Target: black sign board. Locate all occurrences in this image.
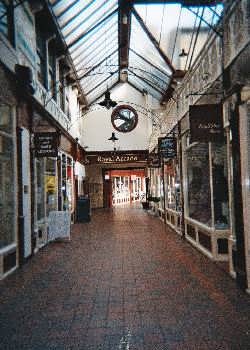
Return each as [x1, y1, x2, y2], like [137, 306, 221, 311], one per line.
[158, 137, 177, 158]
[189, 104, 223, 143]
[34, 132, 59, 157]
[148, 153, 160, 168]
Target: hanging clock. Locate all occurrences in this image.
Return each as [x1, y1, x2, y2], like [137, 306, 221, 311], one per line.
[111, 105, 138, 133]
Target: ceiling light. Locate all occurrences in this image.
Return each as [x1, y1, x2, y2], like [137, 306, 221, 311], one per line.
[98, 90, 117, 109]
[179, 48, 188, 57]
[108, 132, 118, 142]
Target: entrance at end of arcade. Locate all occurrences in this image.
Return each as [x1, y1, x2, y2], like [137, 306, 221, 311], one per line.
[103, 169, 146, 207]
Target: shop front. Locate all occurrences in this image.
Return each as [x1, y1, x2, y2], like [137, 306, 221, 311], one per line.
[158, 133, 181, 229]
[32, 112, 77, 252]
[181, 105, 231, 261]
[0, 104, 18, 278]
[164, 159, 181, 234]
[84, 150, 148, 209]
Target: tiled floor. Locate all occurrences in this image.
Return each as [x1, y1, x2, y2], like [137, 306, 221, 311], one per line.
[1, 207, 250, 349]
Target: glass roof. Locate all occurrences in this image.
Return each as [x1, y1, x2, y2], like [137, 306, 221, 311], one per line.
[134, 3, 223, 71]
[49, 0, 223, 106]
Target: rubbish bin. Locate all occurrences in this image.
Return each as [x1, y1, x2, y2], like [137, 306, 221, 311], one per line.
[76, 196, 91, 222]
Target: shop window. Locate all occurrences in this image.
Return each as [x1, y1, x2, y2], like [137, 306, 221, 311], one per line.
[45, 158, 57, 216]
[0, 0, 14, 44]
[165, 161, 181, 212]
[61, 154, 73, 211]
[159, 174, 164, 210]
[186, 143, 212, 226]
[36, 157, 58, 221]
[36, 158, 45, 221]
[0, 105, 15, 249]
[211, 143, 229, 229]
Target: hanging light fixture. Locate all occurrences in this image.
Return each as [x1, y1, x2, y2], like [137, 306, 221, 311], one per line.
[179, 48, 188, 57]
[108, 132, 119, 151]
[98, 90, 117, 109]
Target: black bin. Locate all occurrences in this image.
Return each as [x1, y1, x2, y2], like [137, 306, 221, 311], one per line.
[76, 196, 90, 222]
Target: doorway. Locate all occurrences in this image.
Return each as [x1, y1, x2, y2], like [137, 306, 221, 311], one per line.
[103, 169, 146, 208]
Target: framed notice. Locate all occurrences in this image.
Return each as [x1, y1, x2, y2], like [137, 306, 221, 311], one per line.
[189, 104, 224, 143]
[34, 132, 59, 157]
[158, 137, 177, 158]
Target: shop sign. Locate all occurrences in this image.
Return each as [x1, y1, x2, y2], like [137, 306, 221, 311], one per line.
[189, 104, 223, 143]
[158, 137, 177, 158]
[148, 153, 160, 168]
[34, 132, 59, 157]
[85, 151, 148, 164]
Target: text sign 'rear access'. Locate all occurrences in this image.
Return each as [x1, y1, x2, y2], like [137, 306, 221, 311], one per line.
[158, 137, 177, 158]
[34, 132, 59, 157]
[189, 104, 223, 143]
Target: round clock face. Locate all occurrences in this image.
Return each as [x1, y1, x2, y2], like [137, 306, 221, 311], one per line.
[111, 105, 138, 133]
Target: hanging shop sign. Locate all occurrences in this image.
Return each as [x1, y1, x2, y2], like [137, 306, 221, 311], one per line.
[189, 104, 223, 143]
[148, 153, 160, 168]
[158, 137, 177, 158]
[34, 132, 59, 157]
[85, 151, 148, 164]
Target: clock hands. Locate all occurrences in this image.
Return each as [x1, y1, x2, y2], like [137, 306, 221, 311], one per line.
[111, 105, 138, 133]
[115, 110, 134, 123]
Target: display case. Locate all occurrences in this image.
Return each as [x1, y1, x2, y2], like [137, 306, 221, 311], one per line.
[164, 159, 181, 233]
[183, 133, 231, 261]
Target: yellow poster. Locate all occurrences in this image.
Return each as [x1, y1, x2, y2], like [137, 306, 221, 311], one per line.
[45, 175, 56, 193]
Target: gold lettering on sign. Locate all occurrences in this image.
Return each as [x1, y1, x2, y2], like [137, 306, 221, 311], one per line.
[94, 154, 140, 163]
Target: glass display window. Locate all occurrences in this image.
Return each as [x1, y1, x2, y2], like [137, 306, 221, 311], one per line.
[211, 142, 230, 229]
[184, 138, 230, 229]
[60, 152, 74, 212]
[45, 158, 57, 216]
[186, 142, 212, 226]
[0, 105, 16, 249]
[35, 157, 58, 221]
[36, 158, 45, 222]
[164, 161, 181, 212]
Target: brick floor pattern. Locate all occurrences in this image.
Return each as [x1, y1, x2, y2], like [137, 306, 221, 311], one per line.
[1, 207, 250, 350]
